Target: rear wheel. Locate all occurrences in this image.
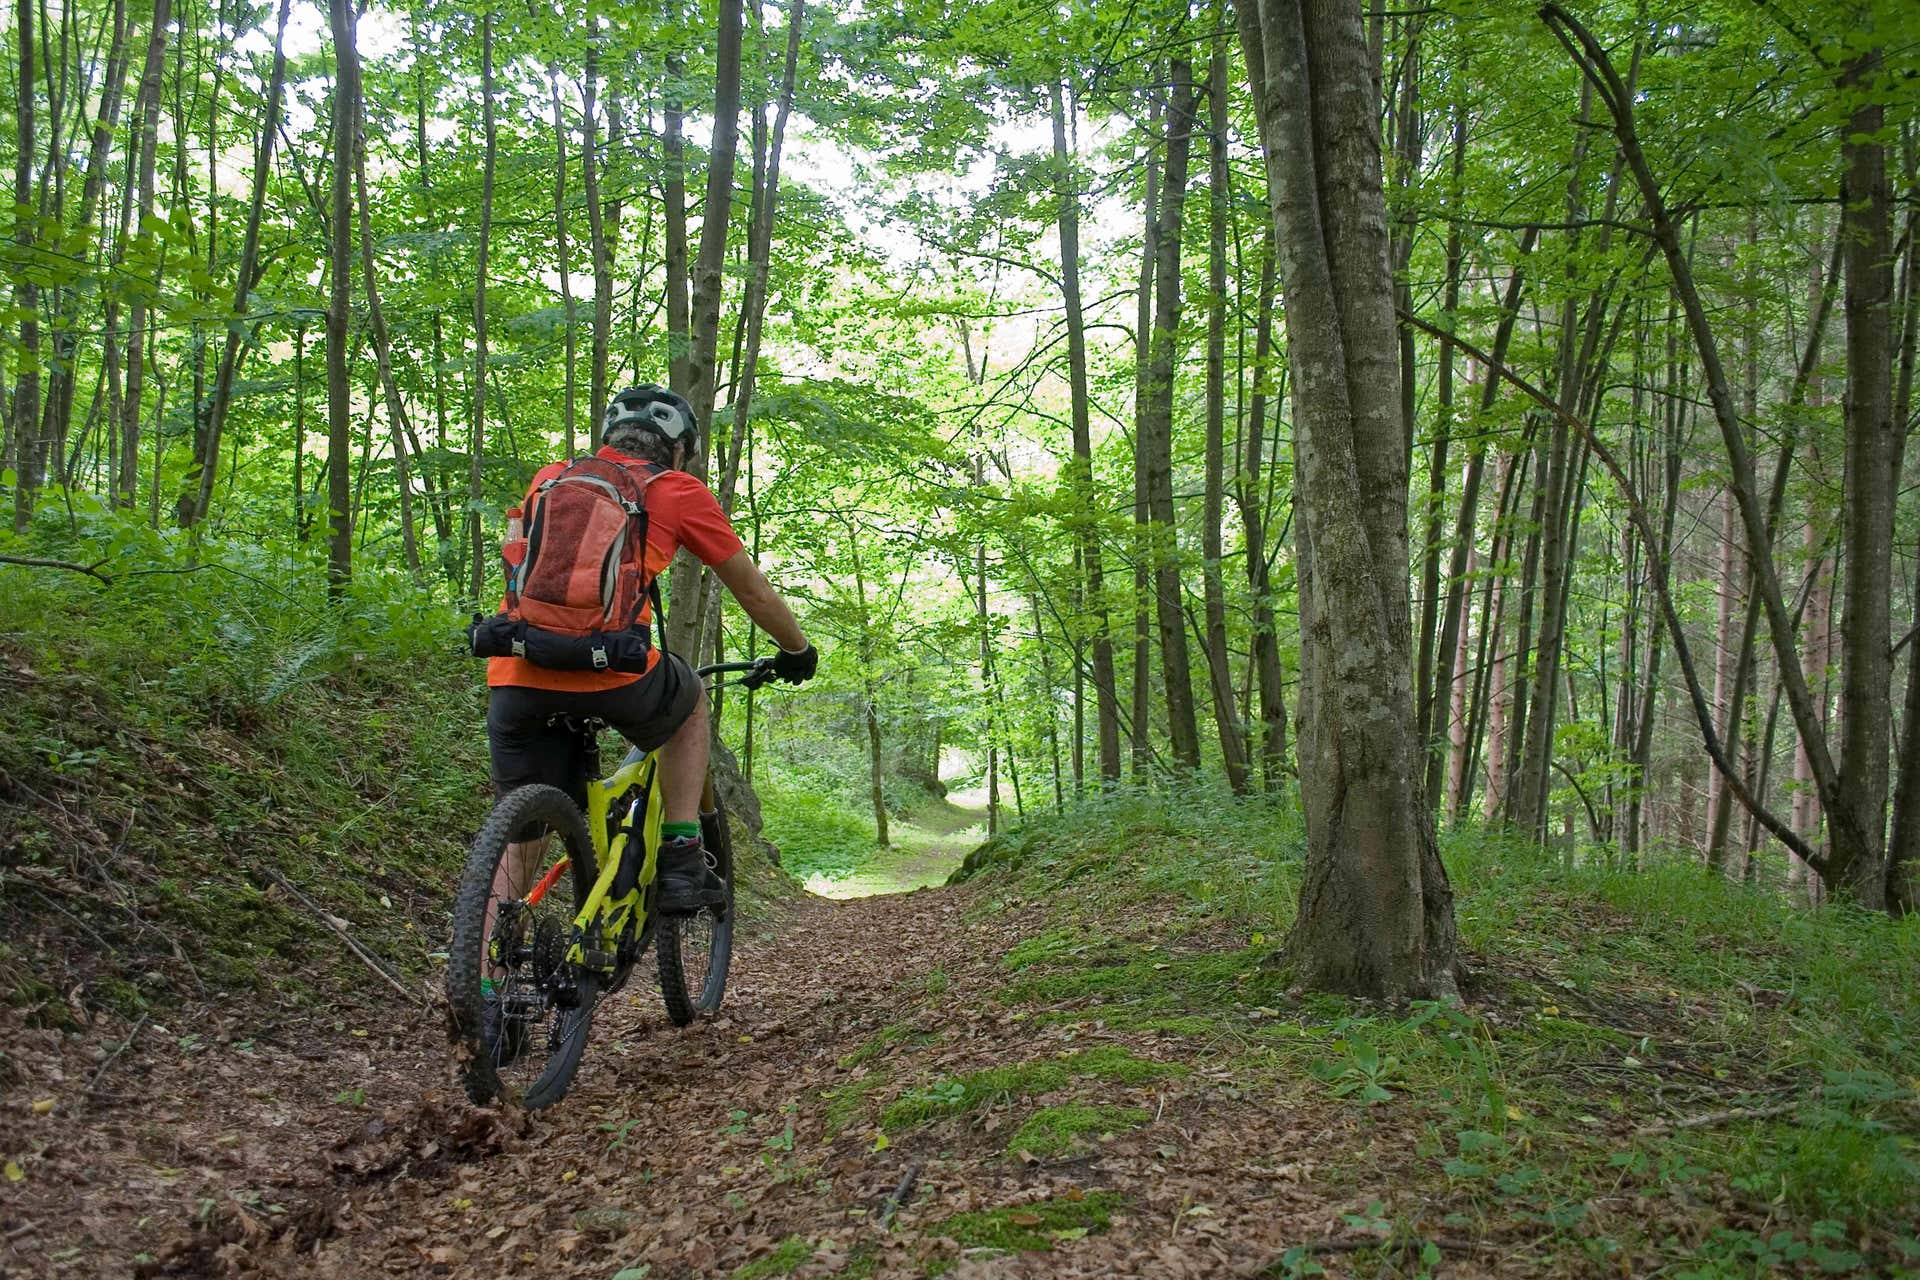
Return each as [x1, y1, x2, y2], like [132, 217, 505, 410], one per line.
[658, 796, 735, 1026]
[448, 784, 601, 1109]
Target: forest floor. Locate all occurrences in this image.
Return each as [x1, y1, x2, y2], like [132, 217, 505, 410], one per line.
[4, 798, 1918, 1279]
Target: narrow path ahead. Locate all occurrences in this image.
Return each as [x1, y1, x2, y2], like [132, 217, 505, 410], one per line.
[802, 798, 986, 899]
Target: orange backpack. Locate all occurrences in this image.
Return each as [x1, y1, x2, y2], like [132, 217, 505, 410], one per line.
[466, 456, 666, 671]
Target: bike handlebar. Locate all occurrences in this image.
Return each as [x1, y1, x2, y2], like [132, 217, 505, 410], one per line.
[696, 656, 779, 689]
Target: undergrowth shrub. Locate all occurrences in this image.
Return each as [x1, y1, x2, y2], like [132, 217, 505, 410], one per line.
[1, 505, 485, 1015]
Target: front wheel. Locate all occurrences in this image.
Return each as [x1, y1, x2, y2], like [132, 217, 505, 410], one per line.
[448, 784, 601, 1109]
[657, 796, 735, 1026]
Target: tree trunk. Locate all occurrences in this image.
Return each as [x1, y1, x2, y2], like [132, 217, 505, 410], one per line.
[1426, 229, 1537, 807]
[666, 0, 744, 661]
[1141, 60, 1202, 772]
[1051, 77, 1121, 784]
[10, 0, 42, 533]
[350, 28, 420, 582]
[466, 12, 497, 605]
[1239, 0, 1457, 997]
[43, 0, 129, 480]
[1238, 234, 1289, 787]
[663, 50, 691, 394]
[324, 0, 358, 596]
[1130, 84, 1162, 782]
[178, 0, 292, 529]
[1201, 38, 1250, 793]
[581, 41, 613, 441]
[549, 65, 577, 457]
[1832, 44, 1897, 907]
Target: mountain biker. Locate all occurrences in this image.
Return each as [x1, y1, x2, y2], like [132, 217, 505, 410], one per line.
[485, 385, 817, 921]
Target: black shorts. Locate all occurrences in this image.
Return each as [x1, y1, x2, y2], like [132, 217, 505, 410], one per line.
[487, 653, 700, 813]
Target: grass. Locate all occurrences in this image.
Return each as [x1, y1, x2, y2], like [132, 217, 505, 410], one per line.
[956, 782, 1920, 1277]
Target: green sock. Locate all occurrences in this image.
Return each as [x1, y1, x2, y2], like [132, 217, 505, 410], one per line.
[480, 977, 498, 996]
[662, 820, 700, 843]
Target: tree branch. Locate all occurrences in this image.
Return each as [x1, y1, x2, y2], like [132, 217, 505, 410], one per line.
[0, 553, 114, 583]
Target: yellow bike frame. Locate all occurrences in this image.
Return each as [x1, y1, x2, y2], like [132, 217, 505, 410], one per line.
[560, 750, 666, 970]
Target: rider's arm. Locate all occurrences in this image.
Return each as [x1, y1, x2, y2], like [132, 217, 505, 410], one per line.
[711, 550, 808, 653]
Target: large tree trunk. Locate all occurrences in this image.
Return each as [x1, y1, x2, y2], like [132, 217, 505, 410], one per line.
[1051, 78, 1121, 784]
[1141, 61, 1202, 772]
[1239, 0, 1457, 998]
[1831, 45, 1897, 907]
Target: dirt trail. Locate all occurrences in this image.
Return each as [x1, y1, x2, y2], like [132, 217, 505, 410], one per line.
[805, 799, 986, 900]
[3, 880, 1414, 1280]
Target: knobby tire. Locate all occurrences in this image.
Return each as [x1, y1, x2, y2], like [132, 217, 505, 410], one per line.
[448, 784, 599, 1109]
[657, 797, 736, 1026]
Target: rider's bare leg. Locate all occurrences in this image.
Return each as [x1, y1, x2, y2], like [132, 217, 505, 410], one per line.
[656, 685, 710, 827]
[482, 836, 548, 965]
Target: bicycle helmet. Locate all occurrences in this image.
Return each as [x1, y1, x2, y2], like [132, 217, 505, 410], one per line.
[603, 385, 701, 461]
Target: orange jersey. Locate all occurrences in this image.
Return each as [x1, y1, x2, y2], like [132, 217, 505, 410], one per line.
[487, 447, 745, 693]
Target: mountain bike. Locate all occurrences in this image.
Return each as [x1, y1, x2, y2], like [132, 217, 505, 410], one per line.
[447, 657, 776, 1109]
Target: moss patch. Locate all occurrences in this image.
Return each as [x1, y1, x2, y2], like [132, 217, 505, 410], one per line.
[1006, 1103, 1150, 1158]
[933, 1191, 1124, 1252]
[732, 1234, 812, 1278]
[881, 1046, 1179, 1131]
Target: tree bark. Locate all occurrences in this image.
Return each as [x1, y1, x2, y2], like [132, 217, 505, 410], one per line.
[350, 27, 420, 582]
[178, 0, 292, 529]
[1240, 0, 1457, 997]
[114, 0, 165, 512]
[666, 0, 744, 661]
[466, 12, 498, 606]
[663, 50, 691, 394]
[1051, 77, 1122, 784]
[1130, 85, 1162, 781]
[1238, 233, 1289, 787]
[1141, 60, 1202, 772]
[10, 0, 42, 533]
[549, 65, 577, 456]
[581, 41, 613, 441]
[1201, 33, 1251, 793]
[324, 0, 358, 596]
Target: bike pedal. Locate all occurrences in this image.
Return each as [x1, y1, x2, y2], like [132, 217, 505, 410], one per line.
[582, 948, 618, 971]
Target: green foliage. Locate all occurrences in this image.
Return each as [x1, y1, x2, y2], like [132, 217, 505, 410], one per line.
[754, 762, 884, 882]
[959, 787, 1920, 1275]
[0, 511, 483, 1004]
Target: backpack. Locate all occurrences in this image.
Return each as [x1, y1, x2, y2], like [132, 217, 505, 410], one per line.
[466, 455, 667, 672]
